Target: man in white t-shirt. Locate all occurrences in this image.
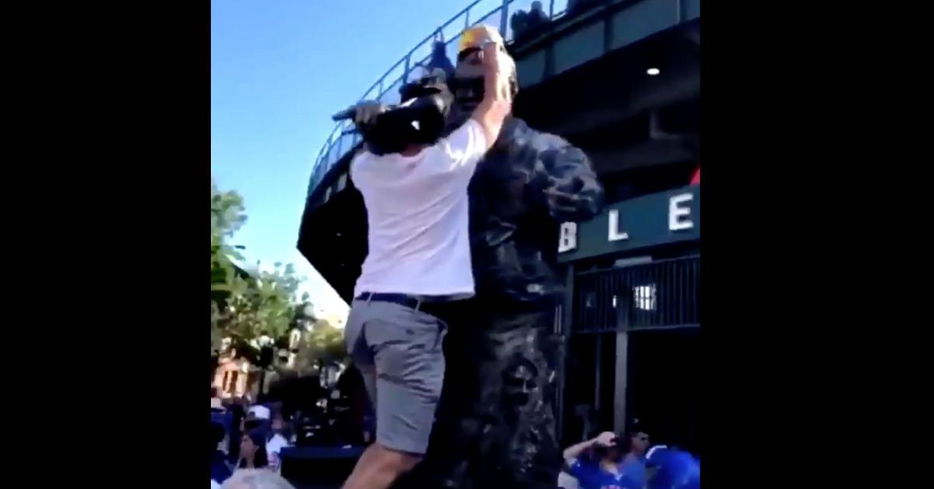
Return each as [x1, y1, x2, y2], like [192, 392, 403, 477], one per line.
[340, 32, 514, 489]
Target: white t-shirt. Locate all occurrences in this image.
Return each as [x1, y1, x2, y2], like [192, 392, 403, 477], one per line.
[265, 433, 289, 471]
[351, 119, 487, 297]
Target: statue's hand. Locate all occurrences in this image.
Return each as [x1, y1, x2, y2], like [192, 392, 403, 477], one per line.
[541, 175, 602, 220]
[536, 146, 604, 220]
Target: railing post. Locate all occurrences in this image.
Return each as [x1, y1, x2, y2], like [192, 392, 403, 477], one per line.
[500, 0, 509, 35]
[404, 53, 411, 82]
[465, 8, 470, 29]
[550, 0, 555, 18]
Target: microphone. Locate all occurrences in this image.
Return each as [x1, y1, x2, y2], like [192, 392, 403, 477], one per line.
[331, 107, 356, 121]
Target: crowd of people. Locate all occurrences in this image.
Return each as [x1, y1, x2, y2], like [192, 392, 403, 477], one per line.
[211, 380, 699, 489]
[558, 425, 700, 489]
[210, 363, 378, 488]
[510, 1, 550, 41]
[414, 0, 625, 89]
[211, 387, 300, 488]
[509, 0, 620, 42]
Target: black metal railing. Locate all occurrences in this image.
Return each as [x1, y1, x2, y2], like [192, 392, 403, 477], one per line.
[573, 255, 699, 333]
[307, 0, 574, 197]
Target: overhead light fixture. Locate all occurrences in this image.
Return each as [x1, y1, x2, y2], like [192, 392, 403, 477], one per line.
[647, 67, 660, 76]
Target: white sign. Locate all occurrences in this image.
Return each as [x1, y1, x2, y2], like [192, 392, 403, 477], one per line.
[668, 193, 694, 231]
[558, 222, 578, 253]
[608, 209, 629, 241]
[558, 192, 696, 253]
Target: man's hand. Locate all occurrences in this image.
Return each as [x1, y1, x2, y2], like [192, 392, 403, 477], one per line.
[564, 430, 617, 461]
[592, 431, 618, 448]
[480, 41, 514, 103]
[471, 40, 514, 150]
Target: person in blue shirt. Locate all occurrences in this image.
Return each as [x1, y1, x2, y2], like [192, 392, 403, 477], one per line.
[645, 445, 700, 489]
[562, 429, 651, 489]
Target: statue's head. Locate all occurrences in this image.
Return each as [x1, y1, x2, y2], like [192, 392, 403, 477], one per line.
[450, 25, 518, 115]
[502, 357, 539, 408]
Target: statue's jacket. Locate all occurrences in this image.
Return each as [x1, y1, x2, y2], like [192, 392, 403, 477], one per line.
[466, 116, 604, 306]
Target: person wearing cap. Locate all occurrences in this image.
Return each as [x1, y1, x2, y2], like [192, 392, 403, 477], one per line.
[248, 405, 271, 422]
[340, 26, 514, 489]
[561, 429, 651, 489]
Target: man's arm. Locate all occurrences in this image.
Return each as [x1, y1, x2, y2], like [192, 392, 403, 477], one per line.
[430, 41, 513, 174]
[563, 439, 596, 462]
[563, 431, 616, 461]
[470, 42, 513, 151]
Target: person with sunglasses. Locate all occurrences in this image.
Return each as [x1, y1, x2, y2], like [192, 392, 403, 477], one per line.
[562, 429, 651, 489]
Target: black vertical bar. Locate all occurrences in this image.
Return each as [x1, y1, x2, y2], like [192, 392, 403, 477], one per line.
[689, 257, 695, 324]
[690, 257, 695, 324]
[688, 258, 694, 324]
[637, 266, 644, 328]
[659, 263, 664, 326]
[593, 274, 603, 331]
[557, 262, 576, 442]
[594, 333, 603, 412]
[608, 273, 613, 332]
[662, 262, 669, 326]
[670, 261, 675, 325]
[614, 273, 630, 432]
[613, 330, 629, 433]
[678, 259, 684, 325]
[695, 257, 700, 324]
[602, 272, 610, 332]
[612, 269, 619, 331]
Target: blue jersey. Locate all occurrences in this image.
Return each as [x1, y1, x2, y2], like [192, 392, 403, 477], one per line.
[646, 448, 700, 489]
[568, 454, 645, 489]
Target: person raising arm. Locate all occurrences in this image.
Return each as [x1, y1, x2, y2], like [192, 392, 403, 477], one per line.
[339, 27, 514, 489]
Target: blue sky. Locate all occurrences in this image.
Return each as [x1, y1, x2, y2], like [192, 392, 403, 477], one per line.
[211, 0, 481, 318]
[211, 0, 560, 318]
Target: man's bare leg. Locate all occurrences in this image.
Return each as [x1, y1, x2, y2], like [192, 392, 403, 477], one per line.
[342, 442, 421, 489]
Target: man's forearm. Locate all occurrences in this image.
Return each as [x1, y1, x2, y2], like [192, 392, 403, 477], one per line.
[470, 43, 513, 150]
[471, 97, 510, 149]
[563, 438, 595, 460]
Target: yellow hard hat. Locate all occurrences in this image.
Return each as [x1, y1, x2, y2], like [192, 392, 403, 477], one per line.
[459, 25, 505, 54]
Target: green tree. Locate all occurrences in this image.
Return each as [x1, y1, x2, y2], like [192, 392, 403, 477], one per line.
[305, 318, 346, 362]
[210, 181, 311, 350]
[211, 182, 247, 287]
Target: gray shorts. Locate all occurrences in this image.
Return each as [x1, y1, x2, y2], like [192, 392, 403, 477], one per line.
[344, 298, 448, 455]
